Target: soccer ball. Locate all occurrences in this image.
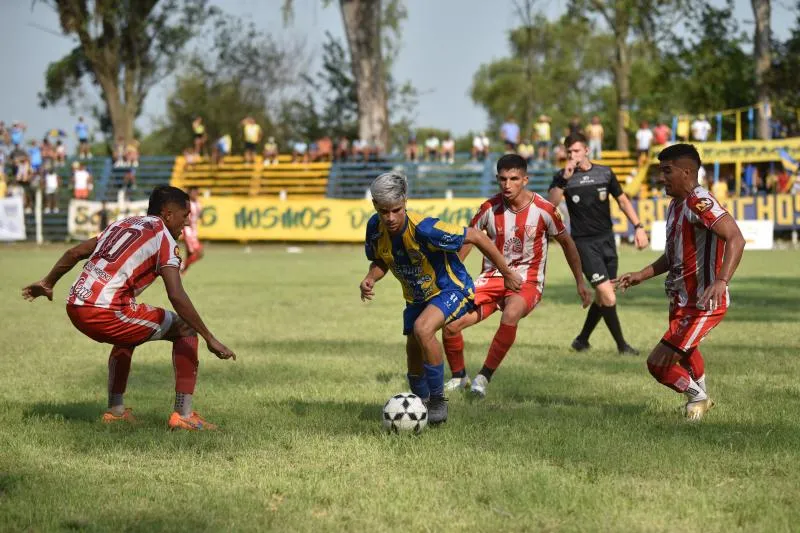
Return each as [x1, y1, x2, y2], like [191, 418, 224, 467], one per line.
[382, 393, 428, 434]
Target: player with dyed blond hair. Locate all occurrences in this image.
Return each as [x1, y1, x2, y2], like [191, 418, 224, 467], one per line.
[360, 171, 522, 425]
[22, 186, 235, 430]
[615, 144, 745, 420]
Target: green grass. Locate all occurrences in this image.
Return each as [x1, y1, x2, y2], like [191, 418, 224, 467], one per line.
[1, 243, 799, 532]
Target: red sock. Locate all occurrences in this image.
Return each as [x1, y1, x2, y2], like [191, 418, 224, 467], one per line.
[108, 346, 133, 394]
[680, 348, 705, 380]
[443, 333, 465, 375]
[183, 252, 200, 272]
[484, 323, 517, 371]
[173, 336, 199, 394]
[647, 361, 690, 393]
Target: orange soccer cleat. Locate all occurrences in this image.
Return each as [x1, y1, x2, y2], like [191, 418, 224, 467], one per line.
[101, 408, 137, 424]
[168, 411, 218, 431]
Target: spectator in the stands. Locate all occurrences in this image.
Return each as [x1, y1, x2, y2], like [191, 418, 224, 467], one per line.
[0, 121, 9, 146]
[405, 131, 418, 162]
[292, 140, 309, 163]
[16, 155, 33, 213]
[241, 117, 262, 164]
[43, 166, 60, 214]
[213, 133, 232, 165]
[711, 176, 729, 202]
[336, 136, 350, 162]
[424, 134, 440, 162]
[568, 116, 582, 135]
[471, 132, 489, 162]
[55, 140, 66, 166]
[10, 121, 26, 149]
[75, 116, 91, 159]
[71, 161, 93, 200]
[41, 138, 55, 169]
[123, 168, 137, 195]
[517, 138, 535, 165]
[262, 136, 279, 166]
[652, 120, 671, 146]
[441, 134, 455, 164]
[315, 136, 333, 162]
[192, 117, 207, 156]
[28, 140, 43, 178]
[534, 114, 552, 162]
[114, 137, 126, 167]
[691, 114, 712, 142]
[500, 116, 520, 152]
[635, 120, 653, 167]
[183, 147, 197, 171]
[585, 115, 604, 160]
[126, 139, 140, 167]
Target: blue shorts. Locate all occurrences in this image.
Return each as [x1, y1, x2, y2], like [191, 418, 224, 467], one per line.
[402, 289, 474, 335]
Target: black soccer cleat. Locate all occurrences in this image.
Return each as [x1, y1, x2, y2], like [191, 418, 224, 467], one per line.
[571, 337, 591, 352]
[618, 344, 640, 356]
[426, 395, 448, 425]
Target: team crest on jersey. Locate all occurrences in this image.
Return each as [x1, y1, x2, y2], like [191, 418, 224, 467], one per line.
[524, 224, 538, 239]
[598, 188, 608, 201]
[174, 245, 181, 257]
[695, 198, 713, 212]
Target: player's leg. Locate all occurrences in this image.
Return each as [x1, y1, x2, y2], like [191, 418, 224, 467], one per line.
[596, 238, 638, 355]
[679, 347, 706, 393]
[413, 302, 454, 424]
[442, 309, 481, 391]
[471, 291, 532, 398]
[572, 238, 604, 350]
[102, 345, 137, 423]
[405, 334, 429, 400]
[646, 341, 711, 420]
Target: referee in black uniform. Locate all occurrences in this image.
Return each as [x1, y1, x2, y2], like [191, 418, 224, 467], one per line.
[548, 133, 649, 355]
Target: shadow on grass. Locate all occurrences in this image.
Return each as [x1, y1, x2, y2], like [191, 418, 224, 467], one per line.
[24, 400, 105, 423]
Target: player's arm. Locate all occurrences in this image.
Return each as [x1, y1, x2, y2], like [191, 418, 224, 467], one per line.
[614, 253, 669, 293]
[360, 259, 388, 301]
[547, 184, 564, 206]
[22, 237, 98, 301]
[553, 231, 592, 308]
[161, 267, 235, 359]
[697, 215, 745, 311]
[464, 227, 521, 291]
[615, 193, 649, 249]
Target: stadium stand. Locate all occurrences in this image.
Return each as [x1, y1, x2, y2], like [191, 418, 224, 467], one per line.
[103, 156, 174, 201]
[171, 155, 330, 198]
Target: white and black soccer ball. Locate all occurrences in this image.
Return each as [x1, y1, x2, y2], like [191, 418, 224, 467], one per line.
[382, 393, 428, 434]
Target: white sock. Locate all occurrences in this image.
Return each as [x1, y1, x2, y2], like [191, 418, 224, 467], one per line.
[695, 375, 707, 394]
[684, 378, 708, 402]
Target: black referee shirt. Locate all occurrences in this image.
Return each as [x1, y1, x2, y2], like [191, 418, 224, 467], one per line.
[549, 164, 623, 238]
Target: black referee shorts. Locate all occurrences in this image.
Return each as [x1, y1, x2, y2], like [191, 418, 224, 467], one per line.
[574, 234, 618, 287]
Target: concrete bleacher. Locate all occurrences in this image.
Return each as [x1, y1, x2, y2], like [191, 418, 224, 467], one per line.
[171, 155, 330, 198]
[596, 150, 638, 179]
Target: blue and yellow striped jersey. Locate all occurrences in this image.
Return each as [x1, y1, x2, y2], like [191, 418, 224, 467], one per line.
[365, 211, 474, 304]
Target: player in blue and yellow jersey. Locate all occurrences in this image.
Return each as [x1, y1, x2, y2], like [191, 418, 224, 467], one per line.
[360, 171, 521, 424]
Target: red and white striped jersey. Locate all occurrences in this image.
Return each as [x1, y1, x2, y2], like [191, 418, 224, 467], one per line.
[470, 192, 565, 287]
[67, 216, 181, 310]
[189, 199, 201, 233]
[665, 186, 729, 309]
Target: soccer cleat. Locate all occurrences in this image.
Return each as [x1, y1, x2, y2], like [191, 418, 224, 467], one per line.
[571, 338, 591, 352]
[101, 408, 136, 424]
[618, 344, 640, 356]
[444, 375, 471, 392]
[426, 396, 448, 425]
[685, 398, 715, 421]
[470, 374, 489, 399]
[168, 411, 218, 431]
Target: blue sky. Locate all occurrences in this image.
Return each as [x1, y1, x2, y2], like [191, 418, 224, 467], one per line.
[0, 0, 795, 148]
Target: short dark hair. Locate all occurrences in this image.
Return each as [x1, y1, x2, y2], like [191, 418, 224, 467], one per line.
[657, 143, 701, 168]
[496, 153, 528, 173]
[147, 185, 189, 215]
[564, 132, 588, 148]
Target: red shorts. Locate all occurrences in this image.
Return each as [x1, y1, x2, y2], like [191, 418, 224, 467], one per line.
[661, 305, 726, 354]
[182, 227, 202, 254]
[74, 189, 89, 199]
[473, 275, 542, 319]
[67, 304, 175, 347]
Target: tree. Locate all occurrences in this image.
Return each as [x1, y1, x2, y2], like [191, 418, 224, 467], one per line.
[751, 0, 772, 139]
[568, 0, 693, 151]
[767, 1, 800, 135]
[38, 0, 216, 146]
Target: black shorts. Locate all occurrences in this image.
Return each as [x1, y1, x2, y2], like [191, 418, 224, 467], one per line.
[574, 234, 618, 287]
[244, 142, 256, 152]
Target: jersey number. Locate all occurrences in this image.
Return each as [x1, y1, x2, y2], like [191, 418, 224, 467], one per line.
[96, 227, 143, 263]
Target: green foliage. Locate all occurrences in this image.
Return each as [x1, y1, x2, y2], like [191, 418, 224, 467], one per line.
[768, 1, 800, 132]
[1, 245, 800, 531]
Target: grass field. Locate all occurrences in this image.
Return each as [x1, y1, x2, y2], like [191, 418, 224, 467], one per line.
[1, 242, 799, 532]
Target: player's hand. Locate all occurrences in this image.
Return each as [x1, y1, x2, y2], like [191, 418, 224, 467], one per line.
[502, 271, 523, 292]
[360, 278, 376, 301]
[577, 283, 592, 308]
[613, 272, 643, 293]
[634, 227, 649, 250]
[207, 338, 236, 360]
[22, 280, 53, 302]
[697, 279, 727, 312]
[563, 160, 577, 180]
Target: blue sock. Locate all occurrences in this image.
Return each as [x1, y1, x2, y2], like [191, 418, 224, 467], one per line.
[424, 363, 445, 398]
[407, 373, 430, 400]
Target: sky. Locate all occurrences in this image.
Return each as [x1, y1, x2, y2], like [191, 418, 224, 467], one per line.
[0, 0, 796, 148]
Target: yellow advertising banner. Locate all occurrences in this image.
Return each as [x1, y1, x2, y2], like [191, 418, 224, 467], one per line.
[653, 138, 800, 164]
[197, 197, 484, 242]
[197, 194, 800, 242]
